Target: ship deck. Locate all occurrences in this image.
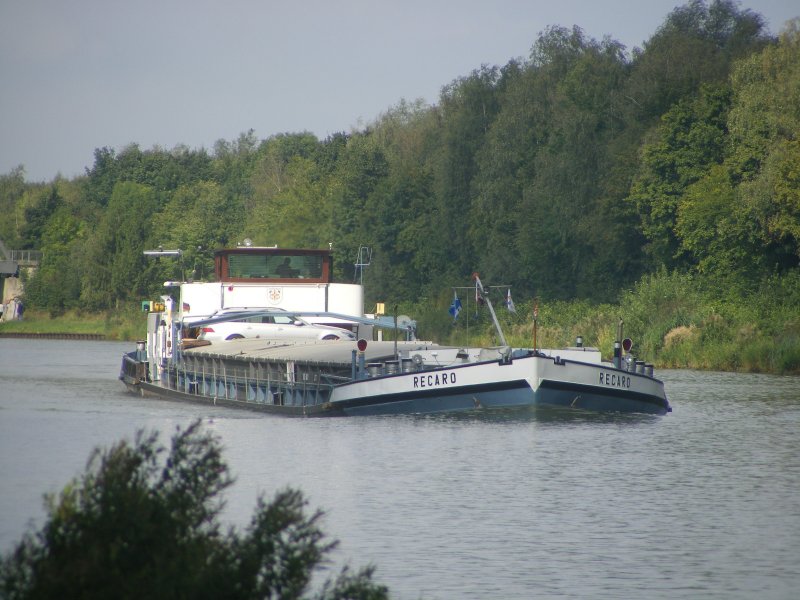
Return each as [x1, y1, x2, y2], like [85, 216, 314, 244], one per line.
[182, 339, 449, 366]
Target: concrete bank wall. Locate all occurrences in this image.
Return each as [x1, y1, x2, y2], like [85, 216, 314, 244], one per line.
[2, 275, 23, 304]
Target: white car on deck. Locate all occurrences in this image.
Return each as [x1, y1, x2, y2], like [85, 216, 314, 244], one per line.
[196, 307, 356, 343]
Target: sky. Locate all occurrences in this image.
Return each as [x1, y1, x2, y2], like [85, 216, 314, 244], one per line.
[1, 0, 798, 182]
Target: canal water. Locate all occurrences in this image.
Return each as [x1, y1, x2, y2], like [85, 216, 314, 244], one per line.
[1, 338, 798, 599]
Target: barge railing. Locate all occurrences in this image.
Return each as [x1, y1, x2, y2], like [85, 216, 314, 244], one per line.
[162, 357, 340, 408]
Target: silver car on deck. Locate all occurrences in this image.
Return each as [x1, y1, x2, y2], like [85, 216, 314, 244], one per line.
[197, 308, 356, 342]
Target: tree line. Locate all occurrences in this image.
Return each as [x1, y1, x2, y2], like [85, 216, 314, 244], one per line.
[1, 1, 798, 317]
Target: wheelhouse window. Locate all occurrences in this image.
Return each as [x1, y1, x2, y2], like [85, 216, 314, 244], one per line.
[216, 249, 331, 283]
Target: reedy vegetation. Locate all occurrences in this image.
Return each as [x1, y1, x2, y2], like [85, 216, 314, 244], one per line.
[1, 1, 798, 373]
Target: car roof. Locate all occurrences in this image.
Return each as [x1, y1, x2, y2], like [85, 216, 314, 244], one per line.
[216, 306, 285, 312]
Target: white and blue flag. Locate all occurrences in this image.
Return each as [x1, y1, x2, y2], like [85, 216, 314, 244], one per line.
[448, 292, 462, 322]
[506, 289, 517, 313]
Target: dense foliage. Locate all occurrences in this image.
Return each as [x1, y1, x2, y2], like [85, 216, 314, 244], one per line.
[0, 421, 388, 600]
[2, 2, 798, 368]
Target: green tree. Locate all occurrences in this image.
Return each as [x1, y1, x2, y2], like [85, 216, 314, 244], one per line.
[84, 144, 214, 209]
[21, 208, 84, 312]
[727, 19, 800, 178]
[430, 66, 501, 283]
[0, 421, 388, 600]
[512, 28, 641, 301]
[80, 182, 160, 309]
[725, 21, 800, 271]
[16, 185, 63, 249]
[362, 168, 435, 301]
[357, 100, 440, 301]
[151, 181, 241, 281]
[740, 140, 800, 268]
[625, 0, 769, 119]
[248, 155, 333, 249]
[212, 130, 262, 213]
[240, 133, 334, 249]
[0, 166, 27, 245]
[627, 84, 732, 268]
[83, 147, 119, 208]
[675, 164, 758, 277]
[467, 60, 529, 289]
[329, 134, 389, 283]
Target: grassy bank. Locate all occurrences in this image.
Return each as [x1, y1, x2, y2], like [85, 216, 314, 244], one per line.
[5, 271, 799, 375]
[415, 271, 800, 375]
[0, 308, 146, 341]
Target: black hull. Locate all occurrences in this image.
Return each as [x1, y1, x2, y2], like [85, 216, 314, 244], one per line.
[120, 376, 344, 417]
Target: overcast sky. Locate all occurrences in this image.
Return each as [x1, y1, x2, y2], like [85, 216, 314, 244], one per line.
[1, 0, 797, 182]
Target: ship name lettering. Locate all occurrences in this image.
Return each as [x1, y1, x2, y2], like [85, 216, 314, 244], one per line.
[414, 372, 457, 388]
[600, 371, 631, 389]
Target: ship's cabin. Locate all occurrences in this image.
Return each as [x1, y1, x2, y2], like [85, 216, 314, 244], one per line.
[214, 247, 333, 284]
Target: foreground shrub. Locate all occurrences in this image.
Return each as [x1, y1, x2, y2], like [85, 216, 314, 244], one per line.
[0, 421, 388, 600]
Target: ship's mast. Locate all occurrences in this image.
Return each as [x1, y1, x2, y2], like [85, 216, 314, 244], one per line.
[473, 273, 508, 347]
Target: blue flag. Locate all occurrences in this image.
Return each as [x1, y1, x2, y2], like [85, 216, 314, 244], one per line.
[448, 292, 462, 321]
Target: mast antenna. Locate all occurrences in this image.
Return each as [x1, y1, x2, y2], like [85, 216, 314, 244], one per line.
[354, 246, 372, 285]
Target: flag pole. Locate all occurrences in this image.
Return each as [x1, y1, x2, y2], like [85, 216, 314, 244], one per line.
[473, 273, 508, 347]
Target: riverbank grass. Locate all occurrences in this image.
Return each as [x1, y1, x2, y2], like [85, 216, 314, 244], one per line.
[0, 309, 146, 340]
[5, 269, 800, 375]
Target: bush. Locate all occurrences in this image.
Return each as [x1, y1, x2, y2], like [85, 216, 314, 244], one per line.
[0, 421, 388, 600]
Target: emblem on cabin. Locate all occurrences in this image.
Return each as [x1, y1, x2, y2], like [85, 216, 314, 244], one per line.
[268, 287, 283, 303]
